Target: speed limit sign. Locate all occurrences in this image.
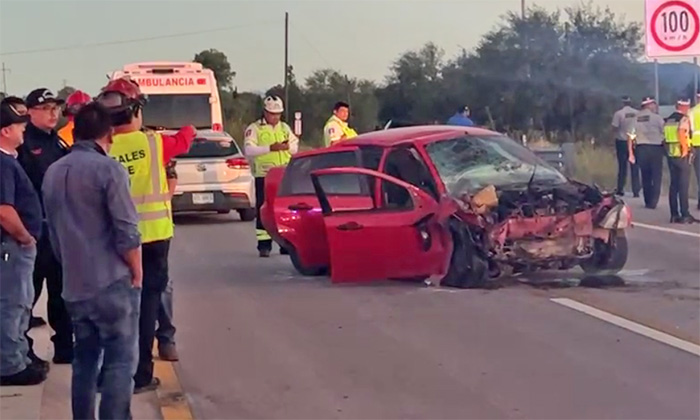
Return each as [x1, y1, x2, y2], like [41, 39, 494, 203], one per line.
[646, 0, 700, 57]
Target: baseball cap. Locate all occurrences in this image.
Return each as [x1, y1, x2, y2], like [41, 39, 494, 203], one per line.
[641, 96, 656, 106]
[26, 88, 65, 108]
[677, 98, 691, 106]
[0, 97, 31, 129]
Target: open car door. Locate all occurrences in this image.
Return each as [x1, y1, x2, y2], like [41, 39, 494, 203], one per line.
[310, 167, 451, 283]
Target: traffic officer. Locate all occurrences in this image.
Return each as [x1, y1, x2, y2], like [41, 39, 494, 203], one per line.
[664, 99, 697, 224]
[17, 88, 72, 368]
[611, 96, 640, 197]
[244, 96, 299, 257]
[689, 92, 700, 210]
[96, 77, 195, 393]
[323, 101, 357, 147]
[57, 90, 92, 146]
[628, 96, 665, 209]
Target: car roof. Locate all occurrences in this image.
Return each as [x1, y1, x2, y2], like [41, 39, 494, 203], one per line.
[336, 125, 500, 148]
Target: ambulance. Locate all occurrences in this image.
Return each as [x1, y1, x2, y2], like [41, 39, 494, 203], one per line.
[110, 62, 223, 131]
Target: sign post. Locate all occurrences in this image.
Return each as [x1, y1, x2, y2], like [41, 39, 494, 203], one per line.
[293, 111, 302, 136]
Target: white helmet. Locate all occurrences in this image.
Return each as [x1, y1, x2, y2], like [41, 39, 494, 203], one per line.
[263, 96, 284, 114]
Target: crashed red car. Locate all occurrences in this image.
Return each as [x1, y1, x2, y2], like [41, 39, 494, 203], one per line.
[260, 126, 631, 287]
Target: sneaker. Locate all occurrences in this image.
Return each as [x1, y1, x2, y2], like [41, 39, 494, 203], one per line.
[670, 215, 682, 223]
[615, 190, 624, 197]
[29, 316, 46, 329]
[134, 378, 160, 394]
[0, 366, 47, 386]
[258, 249, 271, 258]
[158, 343, 179, 362]
[680, 215, 700, 224]
[28, 353, 49, 373]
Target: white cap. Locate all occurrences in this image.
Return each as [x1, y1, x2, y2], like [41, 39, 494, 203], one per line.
[263, 96, 284, 114]
[677, 99, 691, 106]
[641, 96, 656, 106]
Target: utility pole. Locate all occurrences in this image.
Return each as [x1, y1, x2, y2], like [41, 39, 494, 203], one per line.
[694, 57, 698, 105]
[1, 62, 10, 93]
[284, 12, 289, 122]
[521, 0, 525, 18]
[654, 59, 659, 103]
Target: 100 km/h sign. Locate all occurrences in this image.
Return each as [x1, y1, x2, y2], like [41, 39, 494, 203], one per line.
[646, 0, 700, 57]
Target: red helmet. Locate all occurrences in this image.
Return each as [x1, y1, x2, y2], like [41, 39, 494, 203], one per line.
[63, 90, 92, 117]
[96, 77, 147, 113]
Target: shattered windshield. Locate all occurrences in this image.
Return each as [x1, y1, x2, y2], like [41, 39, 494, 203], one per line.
[425, 135, 567, 195]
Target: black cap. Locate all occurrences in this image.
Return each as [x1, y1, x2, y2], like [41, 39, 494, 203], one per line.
[26, 88, 65, 108]
[0, 97, 30, 129]
[622, 95, 632, 102]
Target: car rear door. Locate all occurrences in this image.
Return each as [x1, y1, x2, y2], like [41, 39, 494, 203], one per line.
[310, 167, 451, 283]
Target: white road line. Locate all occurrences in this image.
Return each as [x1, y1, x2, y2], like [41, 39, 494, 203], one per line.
[550, 298, 700, 357]
[632, 222, 700, 238]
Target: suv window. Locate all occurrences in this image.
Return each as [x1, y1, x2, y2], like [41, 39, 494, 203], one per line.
[179, 138, 240, 159]
[279, 151, 362, 196]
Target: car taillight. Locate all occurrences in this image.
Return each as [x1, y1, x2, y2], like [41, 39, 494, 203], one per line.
[212, 123, 223, 131]
[226, 157, 249, 170]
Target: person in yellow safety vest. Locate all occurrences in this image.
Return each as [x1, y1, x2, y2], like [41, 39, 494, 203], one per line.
[57, 90, 92, 146]
[323, 101, 358, 147]
[689, 92, 700, 210]
[95, 77, 196, 393]
[664, 98, 698, 224]
[244, 95, 299, 257]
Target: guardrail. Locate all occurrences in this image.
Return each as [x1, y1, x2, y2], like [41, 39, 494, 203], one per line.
[528, 144, 575, 178]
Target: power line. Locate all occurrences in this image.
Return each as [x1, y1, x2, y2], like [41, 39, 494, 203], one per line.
[0, 22, 271, 57]
[289, 22, 333, 69]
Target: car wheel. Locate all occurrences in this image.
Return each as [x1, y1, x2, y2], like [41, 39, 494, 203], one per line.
[288, 246, 326, 277]
[237, 208, 256, 222]
[440, 223, 488, 289]
[580, 229, 628, 275]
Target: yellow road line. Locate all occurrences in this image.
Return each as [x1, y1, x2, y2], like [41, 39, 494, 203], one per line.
[153, 348, 195, 420]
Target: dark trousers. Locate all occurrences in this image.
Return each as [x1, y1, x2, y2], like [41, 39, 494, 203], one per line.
[134, 239, 170, 388]
[255, 177, 272, 252]
[667, 156, 692, 218]
[26, 229, 73, 358]
[693, 146, 700, 206]
[615, 140, 641, 195]
[636, 144, 664, 209]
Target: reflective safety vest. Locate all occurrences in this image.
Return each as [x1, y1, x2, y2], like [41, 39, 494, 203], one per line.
[57, 121, 74, 147]
[251, 122, 293, 177]
[324, 115, 358, 147]
[664, 112, 684, 157]
[109, 130, 173, 244]
[690, 104, 700, 146]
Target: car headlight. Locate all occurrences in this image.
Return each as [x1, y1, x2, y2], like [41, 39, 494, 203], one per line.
[599, 204, 632, 229]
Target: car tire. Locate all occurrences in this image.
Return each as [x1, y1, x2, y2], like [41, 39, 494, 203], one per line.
[288, 246, 326, 277]
[580, 229, 628, 275]
[440, 222, 488, 289]
[237, 208, 256, 222]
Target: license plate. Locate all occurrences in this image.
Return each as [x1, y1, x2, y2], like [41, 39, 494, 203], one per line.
[192, 193, 214, 204]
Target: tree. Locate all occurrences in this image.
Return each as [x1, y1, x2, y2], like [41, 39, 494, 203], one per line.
[194, 49, 235, 90]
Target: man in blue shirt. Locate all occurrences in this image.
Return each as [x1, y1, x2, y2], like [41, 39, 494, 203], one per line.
[447, 105, 475, 127]
[0, 97, 47, 386]
[43, 103, 142, 418]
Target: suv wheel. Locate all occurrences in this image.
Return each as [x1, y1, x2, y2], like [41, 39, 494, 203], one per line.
[440, 223, 488, 289]
[237, 208, 256, 222]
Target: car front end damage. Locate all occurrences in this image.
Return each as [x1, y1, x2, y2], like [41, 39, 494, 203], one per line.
[444, 181, 631, 283]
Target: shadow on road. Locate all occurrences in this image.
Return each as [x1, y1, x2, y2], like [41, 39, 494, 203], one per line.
[174, 213, 248, 226]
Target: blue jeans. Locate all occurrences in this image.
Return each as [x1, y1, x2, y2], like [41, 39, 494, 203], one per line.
[65, 278, 140, 420]
[156, 279, 175, 346]
[0, 239, 36, 377]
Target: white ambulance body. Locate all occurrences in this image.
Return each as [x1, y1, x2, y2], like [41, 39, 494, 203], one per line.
[110, 62, 223, 131]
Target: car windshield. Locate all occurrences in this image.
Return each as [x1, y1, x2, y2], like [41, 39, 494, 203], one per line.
[179, 137, 240, 159]
[425, 135, 567, 195]
[142, 94, 212, 130]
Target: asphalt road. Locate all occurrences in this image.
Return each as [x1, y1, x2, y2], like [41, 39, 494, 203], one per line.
[168, 197, 700, 420]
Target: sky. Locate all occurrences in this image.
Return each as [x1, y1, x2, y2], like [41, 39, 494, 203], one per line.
[0, 0, 668, 97]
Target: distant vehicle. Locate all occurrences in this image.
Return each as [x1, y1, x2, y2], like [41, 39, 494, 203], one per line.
[111, 62, 223, 131]
[171, 130, 256, 221]
[260, 125, 630, 286]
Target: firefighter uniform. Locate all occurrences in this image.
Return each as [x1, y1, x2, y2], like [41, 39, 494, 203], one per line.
[664, 105, 694, 223]
[689, 101, 700, 210]
[629, 98, 665, 209]
[323, 115, 358, 147]
[244, 113, 299, 256]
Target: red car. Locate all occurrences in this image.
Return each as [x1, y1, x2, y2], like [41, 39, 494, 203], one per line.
[260, 126, 631, 287]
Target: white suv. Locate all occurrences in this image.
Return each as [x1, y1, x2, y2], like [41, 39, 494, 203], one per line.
[171, 130, 256, 221]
